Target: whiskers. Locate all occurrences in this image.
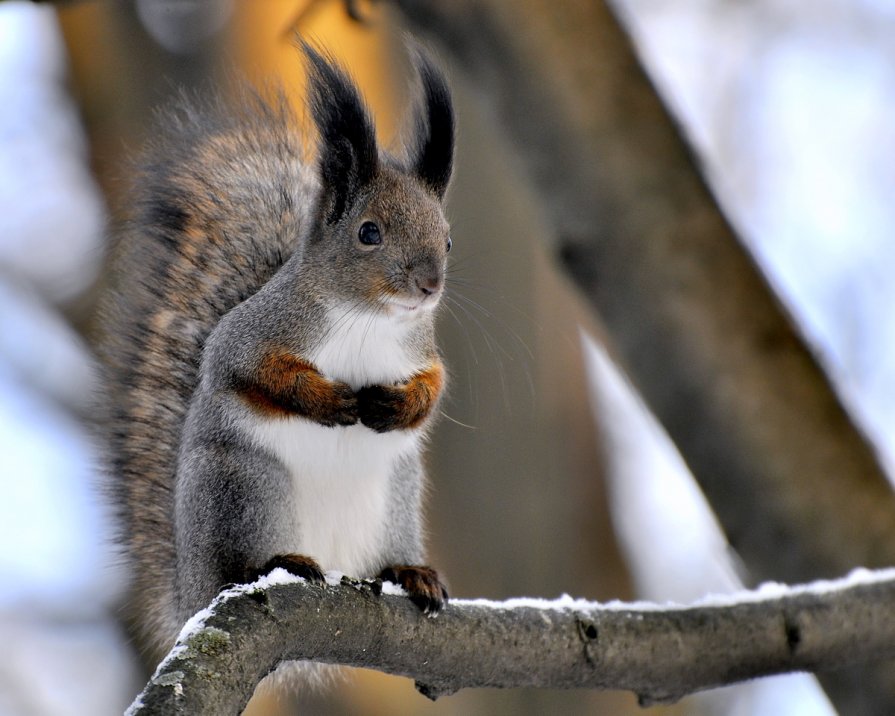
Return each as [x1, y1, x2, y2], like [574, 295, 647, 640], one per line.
[438, 410, 479, 430]
[312, 265, 536, 428]
[440, 263, 536, 420]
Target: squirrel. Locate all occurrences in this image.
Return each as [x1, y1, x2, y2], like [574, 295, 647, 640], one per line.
[98, 42, 454, 667]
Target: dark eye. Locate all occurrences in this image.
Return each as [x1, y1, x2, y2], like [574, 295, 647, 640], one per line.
[446, 236, 452, 252]
[358, 221, 381, 246]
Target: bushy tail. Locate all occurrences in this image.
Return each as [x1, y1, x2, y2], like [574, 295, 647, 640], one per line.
[97, 87, 317, 663]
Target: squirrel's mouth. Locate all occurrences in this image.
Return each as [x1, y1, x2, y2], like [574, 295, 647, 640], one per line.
[384, 294, 441, 317]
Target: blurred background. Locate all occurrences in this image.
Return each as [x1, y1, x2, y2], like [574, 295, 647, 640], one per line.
[1, 0, 893, 713]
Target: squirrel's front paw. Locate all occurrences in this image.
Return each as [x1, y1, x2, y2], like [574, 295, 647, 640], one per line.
[356, 384, 406, 432]
[357, 367, 440, 432]
[320, 381, 359, 427]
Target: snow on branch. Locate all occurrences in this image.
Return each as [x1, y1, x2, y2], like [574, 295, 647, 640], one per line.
[129, 568, 895, 715]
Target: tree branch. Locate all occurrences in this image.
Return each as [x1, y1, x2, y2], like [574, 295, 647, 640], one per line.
[128, 569, 895, 714]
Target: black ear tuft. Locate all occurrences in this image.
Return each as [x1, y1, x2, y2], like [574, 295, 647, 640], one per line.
[302, 41, 378, 223]
[408, 45, 454, 200]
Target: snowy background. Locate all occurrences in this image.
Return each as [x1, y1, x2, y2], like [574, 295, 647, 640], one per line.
[0, 4, 140, 715]
[1, 0, 893, 713]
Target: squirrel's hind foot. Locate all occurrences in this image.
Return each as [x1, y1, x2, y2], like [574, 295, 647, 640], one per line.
[379, 565, 448, 615]
[252, 553, 326, 585]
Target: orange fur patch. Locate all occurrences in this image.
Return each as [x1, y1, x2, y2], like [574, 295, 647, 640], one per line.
[400, 362, 444, 429]
[238, 349, 355, 424]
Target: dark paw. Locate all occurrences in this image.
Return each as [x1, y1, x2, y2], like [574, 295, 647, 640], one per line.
[255, 553, 326, 585]
[323, 381, 359, 427]
[379, 565, 448, 614]
[357, 384, 405, 432]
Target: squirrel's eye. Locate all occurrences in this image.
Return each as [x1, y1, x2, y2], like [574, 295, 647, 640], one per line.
[446, 236, 452, 253]
[358, 221, 381, 246]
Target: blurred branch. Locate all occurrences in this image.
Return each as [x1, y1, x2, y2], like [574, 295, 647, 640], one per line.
[130, 572, 895, 715]
[389, 0, 895, 584]
[390, 1, 895, 709]
[280, 0, 376, 40]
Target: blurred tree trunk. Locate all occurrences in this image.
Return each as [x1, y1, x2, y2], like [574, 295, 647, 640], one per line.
[392, 0, 895, 712]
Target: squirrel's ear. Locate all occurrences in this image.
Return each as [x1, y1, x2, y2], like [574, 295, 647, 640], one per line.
[408, 46, 454, 201]
[303, 42, 378, 224]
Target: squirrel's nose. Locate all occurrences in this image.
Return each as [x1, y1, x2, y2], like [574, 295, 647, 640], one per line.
[416, 274, 443, 297]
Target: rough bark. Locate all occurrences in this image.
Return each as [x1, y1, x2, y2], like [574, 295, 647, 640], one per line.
[128, 571, 895, 715]
[390, 1, 895, 710]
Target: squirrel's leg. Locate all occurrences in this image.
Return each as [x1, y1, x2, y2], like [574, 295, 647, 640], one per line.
[374, 450, 448, 614]
[174, 439, 311, 620]
[234, 348, 358, 427]
[356, 361, 444, 433]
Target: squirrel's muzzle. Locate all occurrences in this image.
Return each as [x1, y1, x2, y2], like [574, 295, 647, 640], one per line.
[415, 273, 443, 298]
[410, 256, 445, 302]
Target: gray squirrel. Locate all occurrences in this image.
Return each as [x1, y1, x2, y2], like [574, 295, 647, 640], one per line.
[98, 42, 454, 666]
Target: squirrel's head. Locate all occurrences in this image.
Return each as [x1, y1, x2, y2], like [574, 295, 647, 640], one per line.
[302, 42, 454, 321]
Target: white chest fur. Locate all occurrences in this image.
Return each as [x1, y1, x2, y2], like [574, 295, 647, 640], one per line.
[309, 305, 422, 389]
[247, 306, 424, 577]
